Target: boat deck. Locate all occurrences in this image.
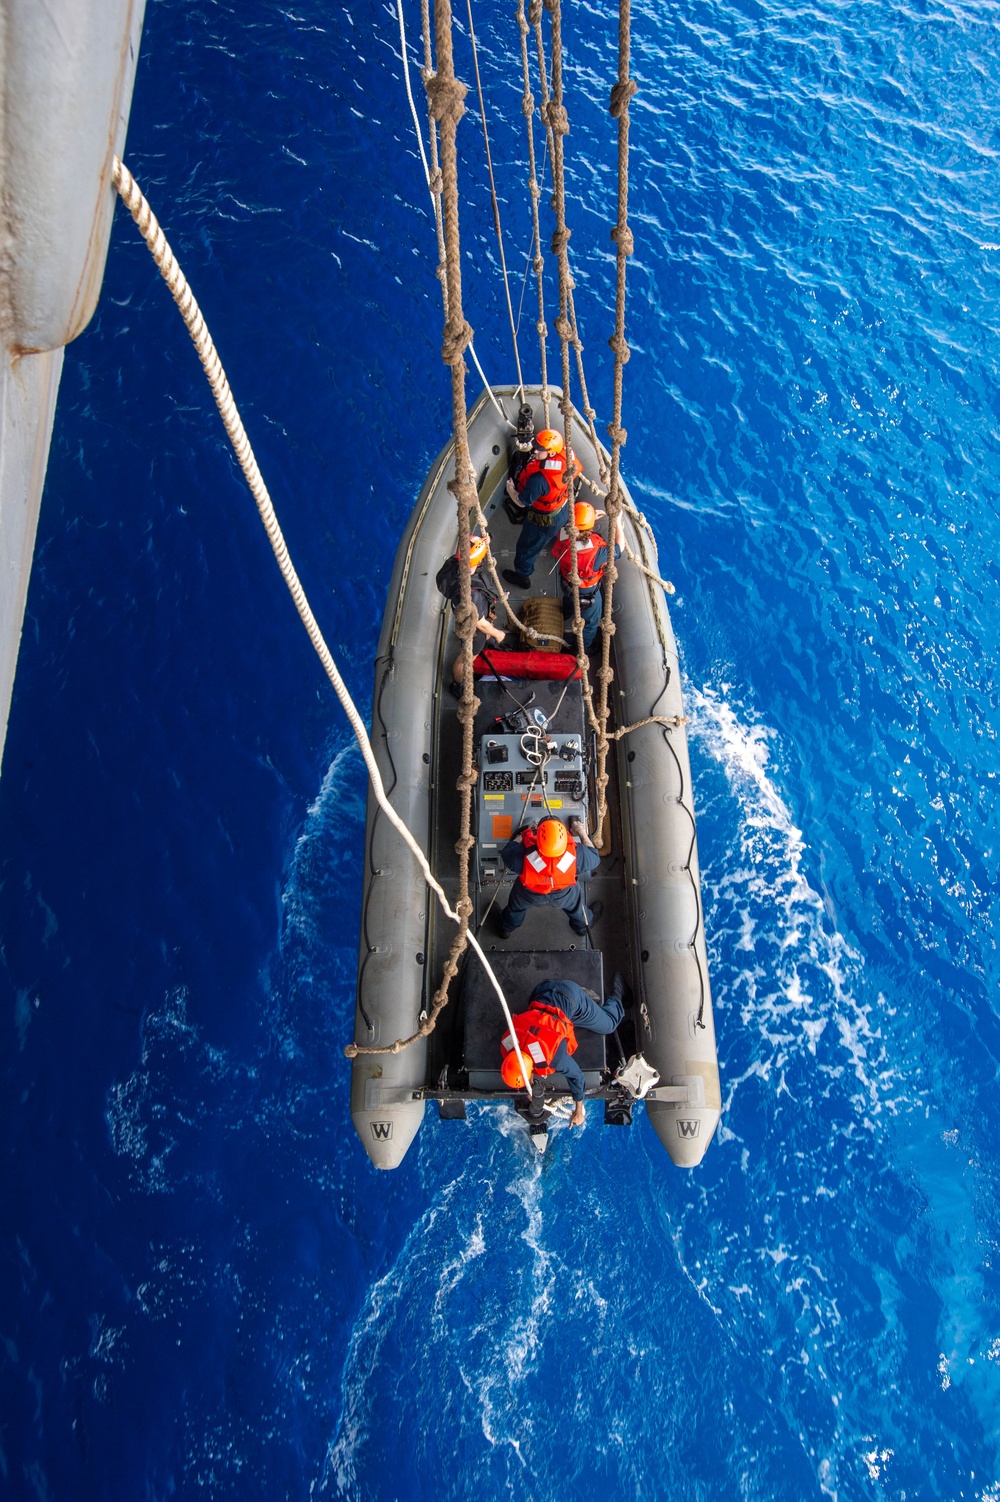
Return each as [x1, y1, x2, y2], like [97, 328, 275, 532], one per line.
[424, 477, 639, 1098]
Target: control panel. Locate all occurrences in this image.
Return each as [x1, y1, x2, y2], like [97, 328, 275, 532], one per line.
[476, 726, 588, 881]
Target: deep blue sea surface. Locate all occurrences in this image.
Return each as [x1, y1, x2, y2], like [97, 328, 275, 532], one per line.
[3, 0, 1000, 1495]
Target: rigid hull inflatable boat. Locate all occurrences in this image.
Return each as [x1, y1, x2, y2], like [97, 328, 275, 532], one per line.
[351, 386, 720, 1168]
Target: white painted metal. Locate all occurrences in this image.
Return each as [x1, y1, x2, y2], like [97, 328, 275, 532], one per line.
[0, 0, 146, 770]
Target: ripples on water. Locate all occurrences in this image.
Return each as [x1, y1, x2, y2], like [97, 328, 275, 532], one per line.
[1, 0, 999, 1496]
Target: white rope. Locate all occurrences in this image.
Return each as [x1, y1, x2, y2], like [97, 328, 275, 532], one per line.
[111, 156, 530, 1090]
[467, 0, 524, 397]
[468, 342, 515, 426]
[396, 0, 431, 187]
[397, 0, 515, 432]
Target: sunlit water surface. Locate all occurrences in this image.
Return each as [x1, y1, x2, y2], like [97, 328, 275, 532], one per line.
[2, 0, 1000, 1497]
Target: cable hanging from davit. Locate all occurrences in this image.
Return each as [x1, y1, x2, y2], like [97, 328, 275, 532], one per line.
[466, 0, 525, 399]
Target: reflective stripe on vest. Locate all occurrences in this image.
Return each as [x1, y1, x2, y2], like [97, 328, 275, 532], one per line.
[519, 829, 578, 894]
[500, 1002, 579, 1077]
[552, 529, 606, 590]
[517, 452, 569, 513]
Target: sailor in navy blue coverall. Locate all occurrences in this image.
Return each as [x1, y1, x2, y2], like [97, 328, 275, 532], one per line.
[510, 467, 570, 580]
[528, 976, 625, 1127]
[498, 817, 601, 936]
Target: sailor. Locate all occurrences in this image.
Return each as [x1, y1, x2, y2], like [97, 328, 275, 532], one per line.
[499, 974, 626, 1127]
[435, 535, 507, 696]
[501, 429, 580, 589]
[550, 501, 624, 652]
[496, 815, 603, 938]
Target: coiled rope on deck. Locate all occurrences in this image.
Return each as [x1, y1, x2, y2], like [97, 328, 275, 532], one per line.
[110, 155, 530, 1085]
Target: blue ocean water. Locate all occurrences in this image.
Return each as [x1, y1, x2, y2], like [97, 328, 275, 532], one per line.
[2, 0, 1000, 1495]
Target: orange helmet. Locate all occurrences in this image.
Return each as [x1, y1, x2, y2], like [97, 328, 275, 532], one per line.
[457, 535, 488, 568]
[573, 501, 596, 532]
[501, 1049, 533, 1089]
[535, 428, 564, 456]
[536, 818, 568, 859]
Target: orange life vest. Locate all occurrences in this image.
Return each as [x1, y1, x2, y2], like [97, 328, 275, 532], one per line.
[516, 451, 569, 513]
[519, 827, 578, 893]
[551, 528, 606, 591]
[501, 1002, 578, 1076]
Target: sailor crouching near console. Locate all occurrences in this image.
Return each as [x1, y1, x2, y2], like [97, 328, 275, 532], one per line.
[496, 816, 603, 938]
[500, 975, 626, 1127]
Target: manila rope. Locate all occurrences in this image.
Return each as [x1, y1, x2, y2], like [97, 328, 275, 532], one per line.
[109, 156, 531, 1087]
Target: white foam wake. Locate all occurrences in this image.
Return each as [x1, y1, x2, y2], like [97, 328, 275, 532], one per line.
[688, 684, 895, 1125]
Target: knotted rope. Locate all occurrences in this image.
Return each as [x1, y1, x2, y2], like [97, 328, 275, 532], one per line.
[592, 0, 636, 827]
[110, 155, 525, 1075]
[516, 0, 551, 425]
[467, 0, 524, 397]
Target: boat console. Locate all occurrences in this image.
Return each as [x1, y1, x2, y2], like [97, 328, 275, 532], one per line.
[472, 676, 589, 883]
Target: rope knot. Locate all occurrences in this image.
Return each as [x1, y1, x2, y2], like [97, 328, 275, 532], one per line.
[551, 226, 572, 256]
[454, 602, 479, 638]
[446, 477, 478, 512]
[555, 314, 573, 341]
[611, 223, 635, 256]
[442, 317, 474, 365]
[529, 0, 543, 19]
[608, 334, 631, 363]
[425, 73, 468, 125]
[607, 421, 628, 446]
[542, 101, 570, 136]
[522, 91, 535, 116]
[429, 168, 443, 196]
[609, 78, 638, 118]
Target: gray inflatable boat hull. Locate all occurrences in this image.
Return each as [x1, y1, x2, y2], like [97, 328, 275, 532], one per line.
[352, 387, 720, 1168]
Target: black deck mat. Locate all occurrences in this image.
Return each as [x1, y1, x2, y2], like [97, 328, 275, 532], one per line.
[462, 947, 606, 1088]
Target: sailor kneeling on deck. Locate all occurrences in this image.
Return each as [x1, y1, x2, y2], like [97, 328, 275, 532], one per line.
[496, 816, 602, 938]
[500, 977, 625, 1127]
